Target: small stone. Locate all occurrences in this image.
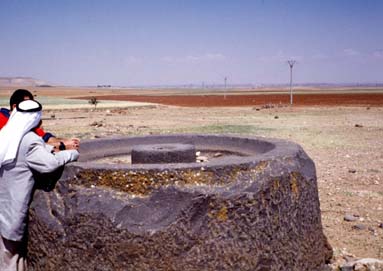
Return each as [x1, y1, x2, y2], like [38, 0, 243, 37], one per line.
[379, 223, 383, 229]
[352, 224, 366, 230]
[348, 169, 357, 173]
[274, 116, 279, 119]
[342, 258, 383, 271]
[90, 121, 103, 127]
[355, 124, 363, 128]
[368, 227, 378, 236]
[213, 152, 223, 158]
[343, 255, 357, 263]
[344, 214, 359, 222]
[196, 156, 208, 162]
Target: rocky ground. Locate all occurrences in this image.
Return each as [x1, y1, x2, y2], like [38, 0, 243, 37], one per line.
[39, 103, 383, 261]
[2, 87, 382, 269]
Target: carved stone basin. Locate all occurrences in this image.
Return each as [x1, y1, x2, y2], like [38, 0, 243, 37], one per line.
[28, 134, 332, 271]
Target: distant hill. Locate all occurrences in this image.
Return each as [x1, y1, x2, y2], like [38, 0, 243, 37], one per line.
[0, 77, 51, 87]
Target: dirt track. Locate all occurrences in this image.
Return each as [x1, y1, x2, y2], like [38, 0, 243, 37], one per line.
[76, 93, 383, 107]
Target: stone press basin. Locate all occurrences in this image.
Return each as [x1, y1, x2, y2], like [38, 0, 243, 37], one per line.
[28, 134, 332, 271]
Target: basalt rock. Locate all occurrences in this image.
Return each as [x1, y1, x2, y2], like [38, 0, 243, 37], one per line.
[28, 134, 332, 271]
[131, 143, 196, 164]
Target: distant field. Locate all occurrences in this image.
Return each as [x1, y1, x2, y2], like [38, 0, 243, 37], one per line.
[74, 93, 383, 107]
[0, 96, 153, 109]
[1, 85, 383, 97]
[1, 86, 383, 108]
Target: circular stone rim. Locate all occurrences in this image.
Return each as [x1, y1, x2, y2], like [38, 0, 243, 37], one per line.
[73, 134, 301, 170]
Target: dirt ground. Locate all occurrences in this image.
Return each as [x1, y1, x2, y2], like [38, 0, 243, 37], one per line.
[1, 87, 383, 264]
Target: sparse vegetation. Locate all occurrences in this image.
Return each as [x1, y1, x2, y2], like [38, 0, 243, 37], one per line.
[171, 124, 274, 135]
[88, 96, 99, 108]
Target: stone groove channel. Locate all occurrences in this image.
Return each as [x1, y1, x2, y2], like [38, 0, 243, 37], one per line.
[28, 134, 332, 271]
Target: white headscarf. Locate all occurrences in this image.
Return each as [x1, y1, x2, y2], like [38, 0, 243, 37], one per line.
[0, 100, 42, 167]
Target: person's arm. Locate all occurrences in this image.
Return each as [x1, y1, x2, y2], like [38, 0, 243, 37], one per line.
[25, 137, 79, 173]
[33, 126, 80, 151]
[47, 137, 80, 151]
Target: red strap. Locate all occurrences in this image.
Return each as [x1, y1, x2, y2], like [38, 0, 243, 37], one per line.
[34, 127, 46, 137]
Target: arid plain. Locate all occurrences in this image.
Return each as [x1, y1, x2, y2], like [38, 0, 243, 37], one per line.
[1, 86, 383, 266]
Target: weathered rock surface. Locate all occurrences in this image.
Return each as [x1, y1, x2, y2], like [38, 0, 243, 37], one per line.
[28, 135, 332, 270]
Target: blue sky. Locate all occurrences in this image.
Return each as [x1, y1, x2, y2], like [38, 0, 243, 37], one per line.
[0, 0, 382, 86]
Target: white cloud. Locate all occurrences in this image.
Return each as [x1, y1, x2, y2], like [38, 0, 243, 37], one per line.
[184, 55, 200, 63]
[372, 50, 383, 58]
[124, 56, 143, 64]
[160, 56, 175, 63]
[311, 53, 328, 60]
[258, 50, 284, 62]
[205, 53, 226, 60]
[258, 51, 303, 63]
[343, 48, 360, 56]
[160, 53, 226, 64]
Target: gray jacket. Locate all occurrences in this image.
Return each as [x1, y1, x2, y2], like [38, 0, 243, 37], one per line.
[0, 131, 78, 241]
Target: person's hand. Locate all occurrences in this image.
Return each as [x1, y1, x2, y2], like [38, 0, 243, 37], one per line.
[62, 138, 80, 150]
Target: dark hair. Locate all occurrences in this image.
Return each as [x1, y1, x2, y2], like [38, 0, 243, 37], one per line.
[9, 89, 34, 109]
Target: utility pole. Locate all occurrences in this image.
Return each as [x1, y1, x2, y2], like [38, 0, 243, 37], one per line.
[287, 60, 296, 105]
[224, 76, 227, 99]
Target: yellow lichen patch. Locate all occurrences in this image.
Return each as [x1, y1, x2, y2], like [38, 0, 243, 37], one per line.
[289, 172, 301, 200]
[273, 213, 280, 225]
[216, 206, 228, 222]
[75, 164, 266, 197]
[228, 164, 265, 186]
[76, 168, 225, 196]
[180, 170, 215, 186]
[254, 161, 268, 172]
[208, 202, 229, 222]
[273, 179, 280, 191]
[260, 192, 266, 206]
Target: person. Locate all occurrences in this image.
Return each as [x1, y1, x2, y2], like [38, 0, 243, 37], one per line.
[0, 89, 80, 151]
[0, 99, 79, 270]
